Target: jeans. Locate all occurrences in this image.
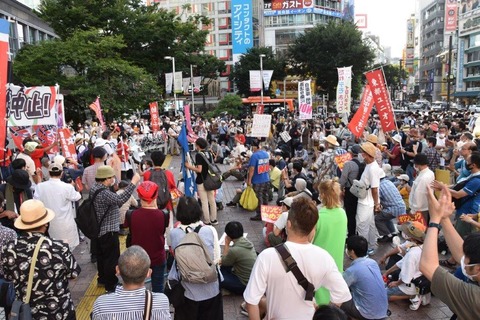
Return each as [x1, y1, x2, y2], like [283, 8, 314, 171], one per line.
[220, 266, 246, 295]
[151, 263, 166, 293]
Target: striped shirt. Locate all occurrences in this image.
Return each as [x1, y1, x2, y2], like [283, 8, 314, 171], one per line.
[91, 286, 171, 320]
[379, 178, 406, 217]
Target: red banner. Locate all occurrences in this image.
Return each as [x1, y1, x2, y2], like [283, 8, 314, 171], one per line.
[365, 69, 396, 132]
[89, 97, 106, 131]
[184, 104, 193, 134]
[445, 1, 458, 32]
[0, 20, 9, 153]
[348, 85, 375, 137]
[256, 104, 264, 114]
[149, 101, 160, 133]
[9, 125, 58, 154]
[58, 128, 76, 160]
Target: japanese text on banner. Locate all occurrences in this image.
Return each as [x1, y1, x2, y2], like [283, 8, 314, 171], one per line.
[7, 85, 58, 127]
[298, 80, 312, 119]
[149, 102, 160, 133]
[58, 128, 77, 160]
[347, 84, 375, 138]
[336, 67, 352, 114]
[261, 205, 283, 223]
[365, 69, 396, 132]
[232, 0, 253, 55]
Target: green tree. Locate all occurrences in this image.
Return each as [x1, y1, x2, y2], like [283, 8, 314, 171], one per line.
[230, 47, 287, 97]
[188, 54, 226, 108]
[288, 20, 375, 100]
[13, 30, 160, 121]
[205, 94, 243, 118]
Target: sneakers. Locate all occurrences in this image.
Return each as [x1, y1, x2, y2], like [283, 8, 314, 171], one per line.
[226, 201, 237, 207]
[250, 215, 262, 221]
[421, 292, 431, 306]
[240, 302, 248, 316]
[367, 248, 376, 256]
[409, 295, 421, 311]
[211, 220, 219, 226]
[377, 235, 393, 243]
[392, 235, 401, 247]
[216, 202, 224, 211]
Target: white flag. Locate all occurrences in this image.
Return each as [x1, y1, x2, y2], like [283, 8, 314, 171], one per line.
[165, 73, 173, 94]
[262, 70, 274, 90]
[249, 70, 262, 92]
[336, 66, 352, 114]
[174, 71, 183, 94]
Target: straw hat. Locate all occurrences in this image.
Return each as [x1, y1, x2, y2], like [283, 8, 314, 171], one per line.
[360, 142, 377, 158]
[14, 199, 55, 230]
[367, 134, 378, 144]
[400, 221, 426, 242]
[95, 166, 115, 179]
[325, 135, 339, 146]
[392, 134, 402, 144]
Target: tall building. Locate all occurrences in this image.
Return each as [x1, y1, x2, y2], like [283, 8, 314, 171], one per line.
[151, 0, 349, 93]
[454, 1, 480, 104]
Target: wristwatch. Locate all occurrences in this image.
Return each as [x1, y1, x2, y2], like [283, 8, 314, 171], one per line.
[428, 222, 442, 231]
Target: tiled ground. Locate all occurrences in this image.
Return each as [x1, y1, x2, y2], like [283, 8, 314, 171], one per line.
[9, 154, 453, 320]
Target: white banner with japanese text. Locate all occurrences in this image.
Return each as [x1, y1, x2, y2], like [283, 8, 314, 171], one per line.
[251, 114, 272, 137]
[249, 70, 262, 91]
[298, 80, 312, 119]
[336, 66, 352, 114]
[7, 85, 58, 127]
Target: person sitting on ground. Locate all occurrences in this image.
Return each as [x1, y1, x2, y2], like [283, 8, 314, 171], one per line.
[265, 197, 293, 247]
[220, 221, 257, 295]
[383, 221, 430, 311]
[312, 305, 348, 320]
[420, 184, 480, 320]
[91, 245, 171, 319]
[341, 235, 389, 320]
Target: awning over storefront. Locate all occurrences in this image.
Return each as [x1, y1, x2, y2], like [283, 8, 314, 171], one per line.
[454, 91, 480, 97]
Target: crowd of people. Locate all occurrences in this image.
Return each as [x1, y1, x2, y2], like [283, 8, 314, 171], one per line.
[0, 109, 478, 319]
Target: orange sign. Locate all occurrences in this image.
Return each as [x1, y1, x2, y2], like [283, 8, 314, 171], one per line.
[335, 153, 352, 171]
[397, 211, 427, 227]
[261, 205, 283, 223]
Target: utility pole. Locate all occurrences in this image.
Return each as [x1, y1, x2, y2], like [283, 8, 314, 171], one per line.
[446, 33, 453, 111]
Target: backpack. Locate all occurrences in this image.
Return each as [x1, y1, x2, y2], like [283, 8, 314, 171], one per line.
[149, 169, 172, 209]
[452, 175, 480, 210]
[199, 152, 223, 191]
[75, 188, 109, 239]
[174, 226, 217, 284]
[351, 158, 366, 181]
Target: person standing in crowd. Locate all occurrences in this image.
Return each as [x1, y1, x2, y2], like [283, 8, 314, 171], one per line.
[92, 246, 171, 319]
[247, 140, 271, 221]
[420, 184, 480, 320]
[185, 138, 218, 225]
[357, 142, 381, 255]
[339, 144, 363, 237]
[313, 135, 338, 182]
[342, 235, 389, 320]
[1, 169, 34, 216]
[82, 146, 108, 191]
[91, 165, 140, 293]
[423, 137, 441, 172]
[34, 163, 82, 251]
[313, 179, 348, 305]
[168, 196, 223, 320]
[1, 199, 80, 319]
[401, 128, 423, 184]
[409, 154, 435, 224]
[126, 181, 167, 293]
[384, 134, 402, 171]
[243, 197, 351, 319]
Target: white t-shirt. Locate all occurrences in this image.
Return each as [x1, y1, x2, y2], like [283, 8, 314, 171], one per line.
[244, 241, 351, 320]
[409, 168, 435, 212]
[273, 211, 289, 233]
[358, 161, 381, 206]
[396, 245, 423, 295]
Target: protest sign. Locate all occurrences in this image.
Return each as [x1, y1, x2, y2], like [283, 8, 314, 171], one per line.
[261, 205, 283, 223]
[251, 114, 271, 137]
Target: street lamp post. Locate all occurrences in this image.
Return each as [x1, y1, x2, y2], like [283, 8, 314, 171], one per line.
[164, 56, 177, 113]
[259, 54, 266, 105]
[190, 64, 196, 114]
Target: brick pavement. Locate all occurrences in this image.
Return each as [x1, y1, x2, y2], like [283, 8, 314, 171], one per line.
[62, 154, 454, 320]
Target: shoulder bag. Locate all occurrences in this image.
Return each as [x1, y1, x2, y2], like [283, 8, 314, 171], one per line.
[143, 290, 153, 320]
[9, 236, 46, 320]
[199, 152, 223, 191]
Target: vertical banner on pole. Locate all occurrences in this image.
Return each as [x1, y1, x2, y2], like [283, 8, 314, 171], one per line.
[165, 73, 173, 94]
[348, 85, 375, 137]
[249, 70, 262, 91]
[336, 66, 352, 114]
[365, 69, 396, 132]
[0, 19, 8, 153]
[149, 102, 160, 133]
[298, 80, 312, 119]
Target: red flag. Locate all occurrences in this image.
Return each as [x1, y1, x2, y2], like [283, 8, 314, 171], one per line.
[58, 128, 76, 160]
[89, 97, 106, 131]
[149, 102, 160, 133]
[184, 104, 193, 133]
[348, 85, 375, 138]
[365, 69, 396, 132]
[0, 19, 9, 153]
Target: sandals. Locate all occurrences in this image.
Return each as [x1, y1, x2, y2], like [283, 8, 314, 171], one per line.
[440, 259, 457, 268]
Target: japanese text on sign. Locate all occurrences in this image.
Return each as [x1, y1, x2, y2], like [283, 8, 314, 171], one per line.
[232, 0, 253, 55]
[7, 85, 58, 126]
[261, 205, 283, 223]
[365, 69, 396, 132]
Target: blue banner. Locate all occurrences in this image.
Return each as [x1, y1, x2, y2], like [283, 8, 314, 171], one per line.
[177, 124, 197, 197]
[232, 0, 253, 55]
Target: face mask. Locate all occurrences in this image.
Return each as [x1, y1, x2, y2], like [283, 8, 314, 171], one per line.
[401, 231, 410, 240]
[358, 154, 364, 162]
[316, 128, 320, 132]
[345, 248, 353, 260]
[414, 166, 420, 173]
[461, 255, 478, 281]
[439, 134, 445, 139]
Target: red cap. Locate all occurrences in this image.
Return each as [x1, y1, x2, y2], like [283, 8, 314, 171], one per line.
[137, 181, 158, 202]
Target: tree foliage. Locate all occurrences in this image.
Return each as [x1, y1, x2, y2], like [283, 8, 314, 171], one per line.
[13, 30, 160, 120]
[288, 20, 375, 100]
[230, 47, 287, 97]
[205, 94, 243, 118]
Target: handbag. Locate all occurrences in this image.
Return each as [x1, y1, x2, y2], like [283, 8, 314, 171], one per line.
[164, 279, 185, 308]
[239, 186, 259, 211]
[349, 179, 370, 199]
[199, 152, 223, 191]
[10, 236, 46, 320]
[143, 290, 153, 320]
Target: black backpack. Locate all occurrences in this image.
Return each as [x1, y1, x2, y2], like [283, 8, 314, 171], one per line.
[149, 169, 172, 209]
[452, 175, 480, 210]
[349, 158, 366, 186]
[75, 188, 109, 239]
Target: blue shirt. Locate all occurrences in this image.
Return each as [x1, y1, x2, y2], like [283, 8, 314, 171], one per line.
[249, 150, 270, 184]
[457, 174, 480, 216]
[455, 159, 471, 183]
[343, 257, 388, 319]
[379, 178, 406, 217]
